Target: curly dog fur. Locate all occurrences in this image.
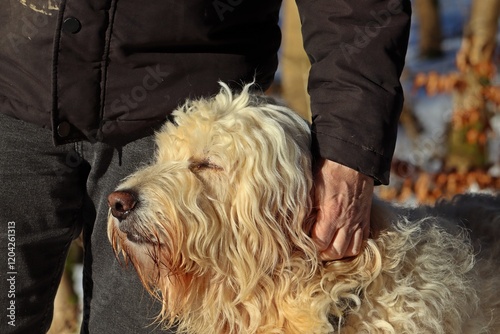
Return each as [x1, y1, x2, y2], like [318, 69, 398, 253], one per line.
[108, 83, 500, 333]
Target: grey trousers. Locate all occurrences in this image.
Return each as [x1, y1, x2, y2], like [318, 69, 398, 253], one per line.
[0, 113, 173, 333]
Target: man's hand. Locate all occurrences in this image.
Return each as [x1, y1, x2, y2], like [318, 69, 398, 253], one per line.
[311, 159, 374, 261]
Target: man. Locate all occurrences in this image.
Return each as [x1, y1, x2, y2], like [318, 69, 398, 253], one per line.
[0, 1, 410, 333]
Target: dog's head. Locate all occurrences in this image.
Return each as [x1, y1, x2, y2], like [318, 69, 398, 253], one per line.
[107, 83, 318, 331]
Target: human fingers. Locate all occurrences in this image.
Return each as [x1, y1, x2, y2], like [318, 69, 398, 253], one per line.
[339, 203, 371, 258]
[317, 202, 371, 260]
[310, 206, 338, 253]
[318, 225, 352, 261]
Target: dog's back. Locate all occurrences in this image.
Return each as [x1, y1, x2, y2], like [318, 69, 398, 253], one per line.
[362, 193, 500, 334]
[430, 194, 500, 333]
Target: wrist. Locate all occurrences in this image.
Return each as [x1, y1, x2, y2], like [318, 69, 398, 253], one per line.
[320, 158, 375, 185]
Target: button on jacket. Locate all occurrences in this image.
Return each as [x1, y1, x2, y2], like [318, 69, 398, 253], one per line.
[0, 0, 411, 184]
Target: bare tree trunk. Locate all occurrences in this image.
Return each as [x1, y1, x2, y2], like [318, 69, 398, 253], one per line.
[447, 0, 500, 172]
[47, 269, 79, 334]
[415, 0, 443, 58]
[281, 0, 311, 121]
[48, 241, 82, 334]
[456, 0, 500, 71]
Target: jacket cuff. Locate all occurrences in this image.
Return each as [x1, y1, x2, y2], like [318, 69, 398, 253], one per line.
[311, 129, 392, 185]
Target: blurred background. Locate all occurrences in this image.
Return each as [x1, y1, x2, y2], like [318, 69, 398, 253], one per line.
[48, 0, 500, 332]
[276, 0, 500, 205]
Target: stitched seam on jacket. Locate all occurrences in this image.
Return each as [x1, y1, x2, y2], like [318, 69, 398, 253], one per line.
[98, 0, 118, 135]
[314, 130, 385, 157]
[50, 0, 67, 144]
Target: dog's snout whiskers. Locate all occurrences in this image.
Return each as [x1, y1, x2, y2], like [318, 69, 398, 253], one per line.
[108, 190, 138, 221]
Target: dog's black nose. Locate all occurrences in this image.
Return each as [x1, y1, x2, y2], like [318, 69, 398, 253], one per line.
[108, 190, 138, 221]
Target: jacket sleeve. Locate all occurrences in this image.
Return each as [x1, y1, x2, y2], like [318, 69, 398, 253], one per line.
[295, 0, 411, 185]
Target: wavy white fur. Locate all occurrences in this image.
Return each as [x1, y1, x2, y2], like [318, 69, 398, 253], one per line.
[108, 83, 500, 333]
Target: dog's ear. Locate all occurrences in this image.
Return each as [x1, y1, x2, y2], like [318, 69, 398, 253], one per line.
[226, 104, 316, 279]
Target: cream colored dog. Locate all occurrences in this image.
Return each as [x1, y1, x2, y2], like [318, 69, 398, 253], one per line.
[108, 83, 500, 333]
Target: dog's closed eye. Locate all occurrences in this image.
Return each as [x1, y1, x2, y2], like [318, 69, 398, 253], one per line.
[189, 159, 223, 172]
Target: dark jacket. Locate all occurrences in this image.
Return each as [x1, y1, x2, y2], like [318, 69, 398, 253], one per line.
[0, 0, 411, 184]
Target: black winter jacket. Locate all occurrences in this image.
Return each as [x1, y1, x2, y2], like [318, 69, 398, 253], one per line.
[0, 0, 411, 184]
